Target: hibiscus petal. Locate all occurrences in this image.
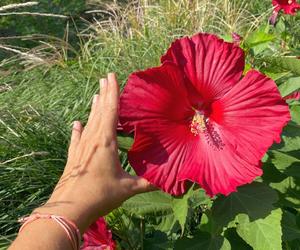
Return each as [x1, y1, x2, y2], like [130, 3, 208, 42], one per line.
[119, 62, 193, 133]
[129, 123, 192, 195]
[161, 33, 245, 101]
[81, 217, 115, 250]
[179, 70, 290, 196]
[120, 63, 195, 194]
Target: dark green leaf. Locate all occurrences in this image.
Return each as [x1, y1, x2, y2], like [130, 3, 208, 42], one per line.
[175, 231, 231, 250]
[282, 210, 300, 241]
[212, 182, 278, 230]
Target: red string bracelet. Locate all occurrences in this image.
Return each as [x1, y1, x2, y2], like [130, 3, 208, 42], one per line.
[18, 213, 81, 250]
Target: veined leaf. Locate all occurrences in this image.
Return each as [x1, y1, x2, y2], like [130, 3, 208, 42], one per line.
[212, 182, 278, 230]
[244, 25, 275, 48]
[278, 77, 300, 97]
[270, 177, 300, 210]
[269, 151, 300, 177]
[175, 231, 231, 250]
[282, 210, 300, 242]
[236, 208, 282, 250]
[123, 188, 210, 233]
[122, 191, 173, 216]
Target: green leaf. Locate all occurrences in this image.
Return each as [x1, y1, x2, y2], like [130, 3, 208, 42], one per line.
[282, 210, 300, 242]
[278, 77, 300, 97]
[117, 133, 134, 151]
[212, 182, 278, 230]
[269, 151, 300, 177]
[224, 228, 252, 250]
[122, 189, 210, 233]
[291, 105, 300, 124]
[172, 188, 193, 232]
[264, 57, 300, 76]
[236, 208, 282, 250]
[270, 177, 300, 210]
[122, 191, 173, 216]
[244, 25, 275, 48]
[175, 231, 231, 250]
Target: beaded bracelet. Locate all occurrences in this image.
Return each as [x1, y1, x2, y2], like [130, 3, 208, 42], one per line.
[18, 213, 81, 250]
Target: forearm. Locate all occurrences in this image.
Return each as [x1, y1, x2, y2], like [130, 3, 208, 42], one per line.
[9, 219, 73, 250]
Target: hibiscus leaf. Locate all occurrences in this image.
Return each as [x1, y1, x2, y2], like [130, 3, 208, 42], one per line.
[278, 77, 300, 97]
[290, 105, 300, 124]
[122, 191, 173, 216]
[270, 177, 300, 209]
[244, 25, 275, 48]
[269, 151, 300, 177]
[174, 231, 231, 250]
[282, 210, 300, 242]
[236, 208, 282, 250]
[212, 182, 278, 231]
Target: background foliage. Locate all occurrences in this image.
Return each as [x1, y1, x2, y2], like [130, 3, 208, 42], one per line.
[0, 0, 299, 249]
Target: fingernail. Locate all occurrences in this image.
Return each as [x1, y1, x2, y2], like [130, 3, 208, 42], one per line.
[73, 121, 80, 129]
[100, 78, 107, 88]
[92, 94, 99, 104]
[107, 72, 115, 79]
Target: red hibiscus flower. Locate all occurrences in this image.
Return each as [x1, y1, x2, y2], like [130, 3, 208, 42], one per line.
[270, 0, 300, 24]
[119, 33, 290, 197]
[81, 217, 116, 250]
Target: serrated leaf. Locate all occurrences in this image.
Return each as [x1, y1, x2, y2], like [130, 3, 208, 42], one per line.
[175, 231, 231, 250]
[278, 77, 300, 97]
[282, 210, 300, 241]
[269, 151, 300, 177]
[245, 25, 275, 48]
[172, 188, 192, 232]
[122, 189, 210, 234]
[236, 208, 282, 250]
[212, 182, 278, 230]
[122, 191, 173, 216]
[270, 177, 300, 210]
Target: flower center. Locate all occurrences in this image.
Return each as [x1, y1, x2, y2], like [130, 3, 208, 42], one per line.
[190, 109, 225, 151]
[190, 111, 207, 136]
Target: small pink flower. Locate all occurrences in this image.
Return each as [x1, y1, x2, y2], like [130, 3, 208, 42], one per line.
[270, 0, 300, 24]
[81, 217, 116, 250]
[284, 91, 300, 100]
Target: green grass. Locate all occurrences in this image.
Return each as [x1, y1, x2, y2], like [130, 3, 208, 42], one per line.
[0, 0, 273, 248]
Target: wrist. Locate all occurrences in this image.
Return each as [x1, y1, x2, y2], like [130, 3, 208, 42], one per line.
[33, 200, 92, 234]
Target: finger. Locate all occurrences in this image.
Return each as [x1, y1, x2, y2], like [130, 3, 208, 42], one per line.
[101, 73, 119, 132]
[68, 121, 83, 157]
[86, 94, 99, 128]
[99, 78, 108, 116]
[133, 177, 158, 194]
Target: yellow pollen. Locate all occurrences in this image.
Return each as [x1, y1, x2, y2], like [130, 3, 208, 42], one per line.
[190, 112, 207, 136]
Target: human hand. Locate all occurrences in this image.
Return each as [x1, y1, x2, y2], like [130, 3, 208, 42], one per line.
[35, 73, 154, 233]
